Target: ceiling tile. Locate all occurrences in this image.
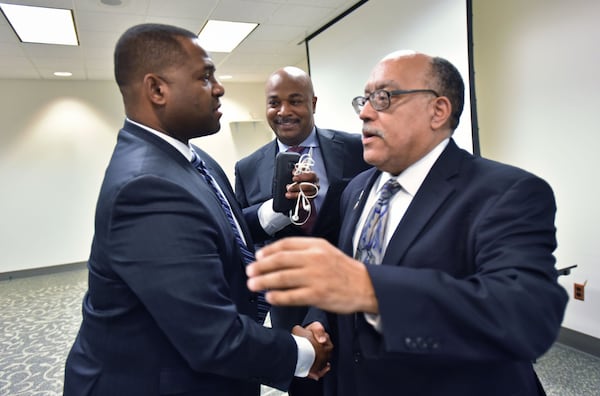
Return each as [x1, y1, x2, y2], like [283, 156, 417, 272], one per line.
[0, 0, 360, 82]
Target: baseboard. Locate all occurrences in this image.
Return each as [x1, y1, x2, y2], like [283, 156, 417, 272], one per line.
[1, 263, 598, 360]
[557, 327, 600, 358]
[0, 261, 87, 281]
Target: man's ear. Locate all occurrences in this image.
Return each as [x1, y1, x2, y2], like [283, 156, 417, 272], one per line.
[144, 73, 167, 105]
[430, 96, 452, 130]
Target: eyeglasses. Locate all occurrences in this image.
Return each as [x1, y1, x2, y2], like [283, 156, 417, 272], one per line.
[352, 88, 440, 114]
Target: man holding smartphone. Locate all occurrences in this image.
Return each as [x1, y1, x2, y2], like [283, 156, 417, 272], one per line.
[234, 66, 370, 396]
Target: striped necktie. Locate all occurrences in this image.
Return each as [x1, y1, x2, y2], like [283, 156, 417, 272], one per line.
[355, 178, 402, 265]
[191, 151, 270, 324]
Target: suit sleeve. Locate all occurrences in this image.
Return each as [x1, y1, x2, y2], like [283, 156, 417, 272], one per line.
[366, 175, 568, 361]
[234, 159, 283, 243]
[234, 161, 250, 207]
[107, 175, 296, 389]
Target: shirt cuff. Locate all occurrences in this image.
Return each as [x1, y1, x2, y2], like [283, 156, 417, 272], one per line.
[291, 334, 315, 377]
[258, 199, 292, 235]
[364, 312, 383, 333]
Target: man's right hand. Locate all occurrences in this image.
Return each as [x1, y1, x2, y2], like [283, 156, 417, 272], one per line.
[286, 171, 319, 199]
[292, 322, 333, 380]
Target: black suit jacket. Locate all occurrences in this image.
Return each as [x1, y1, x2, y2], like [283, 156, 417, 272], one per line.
[234, 128, 370, 331]
[64, 121, 297, 396]
[312, 139, 568, 396]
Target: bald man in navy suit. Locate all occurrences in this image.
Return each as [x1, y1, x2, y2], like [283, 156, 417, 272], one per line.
[247, 51, 568, 396]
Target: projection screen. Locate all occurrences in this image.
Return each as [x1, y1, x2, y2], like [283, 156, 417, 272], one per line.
[306, 0, 477, 153]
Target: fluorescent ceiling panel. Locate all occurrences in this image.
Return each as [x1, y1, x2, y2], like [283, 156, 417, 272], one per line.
[0, 3, 78, 46]
[198, 20, 257, 53]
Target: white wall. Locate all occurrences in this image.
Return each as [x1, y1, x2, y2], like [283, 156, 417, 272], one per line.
[0, 80, 271, 273]
[472, 0, 600, 338]
[308, 0, 474, 152]
[0, 80, 121, 273]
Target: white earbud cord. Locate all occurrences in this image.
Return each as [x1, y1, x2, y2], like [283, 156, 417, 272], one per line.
[289, 148, 319, 225]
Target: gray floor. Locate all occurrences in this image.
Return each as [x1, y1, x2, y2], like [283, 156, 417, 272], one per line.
[1, 268, 598, 396]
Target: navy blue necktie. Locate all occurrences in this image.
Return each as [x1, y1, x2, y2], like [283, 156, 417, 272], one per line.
[355, 178, 402, 265]
[191, 151, 270, 324]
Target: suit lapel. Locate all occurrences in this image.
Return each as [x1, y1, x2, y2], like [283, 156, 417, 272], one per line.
[245, 141, 278, 204]
[122, 123, 257, 254]
[257, 141, 278, 199]
[317, 128, 344, 183]
[220, 180, 256, 252]
[382, 140, 463, 265]
[194, 145, 257, 253]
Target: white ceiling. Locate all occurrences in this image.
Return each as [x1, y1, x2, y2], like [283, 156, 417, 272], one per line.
[0, 0, 360, 82]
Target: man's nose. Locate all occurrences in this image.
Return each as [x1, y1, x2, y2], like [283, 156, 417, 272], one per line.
[277, 101, 291, 115]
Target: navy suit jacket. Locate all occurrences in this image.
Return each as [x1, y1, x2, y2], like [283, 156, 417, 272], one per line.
[234, 128, 370, 246]
[234, 128, 370, 331]
[64, 121, 297, 396]
[314, 139, 568, 396]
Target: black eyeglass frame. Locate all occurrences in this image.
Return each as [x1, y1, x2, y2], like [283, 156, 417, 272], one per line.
[352, 88, 440, 114]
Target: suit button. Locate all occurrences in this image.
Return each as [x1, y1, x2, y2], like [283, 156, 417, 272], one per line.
[404, 337, 417, 349]
[416, 337, 423, 348]
[354, 352, 361, 363]
[249, 296, 256, 303]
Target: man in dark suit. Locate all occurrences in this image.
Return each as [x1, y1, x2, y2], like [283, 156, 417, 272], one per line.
[235, 66, 370, 396]
[63, 23, 331, 396]
[247, 50, 569, 395]
[235, 67, 370, 248]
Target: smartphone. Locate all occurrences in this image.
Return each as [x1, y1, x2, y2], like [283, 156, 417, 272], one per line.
[272, 151, 300, 213]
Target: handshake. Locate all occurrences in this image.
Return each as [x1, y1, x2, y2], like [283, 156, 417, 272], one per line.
[247, 237, 378, 382]
[291, 321, 333, 380]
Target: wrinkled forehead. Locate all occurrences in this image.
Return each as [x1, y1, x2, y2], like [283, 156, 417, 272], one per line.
[364, 54, 429, 91]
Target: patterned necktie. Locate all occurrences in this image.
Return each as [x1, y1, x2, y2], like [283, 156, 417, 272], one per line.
[286, 146, 316, 233]
[191, 151, 270, 324]
[355, 178, 402, 265]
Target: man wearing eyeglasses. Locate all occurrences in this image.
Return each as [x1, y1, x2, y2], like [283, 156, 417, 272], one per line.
[246, 50, 568, 396]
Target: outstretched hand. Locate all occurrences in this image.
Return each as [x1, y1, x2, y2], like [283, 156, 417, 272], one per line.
[246, 237, 379, 314]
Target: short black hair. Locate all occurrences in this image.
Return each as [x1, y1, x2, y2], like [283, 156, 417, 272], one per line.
[114, 23, 198, 87]
[430, 57, 465, 130]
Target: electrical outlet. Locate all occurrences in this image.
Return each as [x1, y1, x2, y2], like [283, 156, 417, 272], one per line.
[574, 283, 585, 301]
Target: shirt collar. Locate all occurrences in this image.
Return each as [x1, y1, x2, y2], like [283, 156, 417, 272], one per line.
[375, 138, 449, 197]
[126, 117, 194, 161]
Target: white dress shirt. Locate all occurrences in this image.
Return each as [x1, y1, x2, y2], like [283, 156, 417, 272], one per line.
[353, 138, 450, 331]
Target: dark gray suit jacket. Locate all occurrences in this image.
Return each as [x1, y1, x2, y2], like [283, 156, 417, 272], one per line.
[235, 128, 369, 245]
[64, 121, 297, 396]
[234, 127, 370, 331]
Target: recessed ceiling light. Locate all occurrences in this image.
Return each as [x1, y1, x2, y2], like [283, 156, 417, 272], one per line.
[219, 75, 233, 80]
[198, 20, 258, 53]
[0, 3, 79, 46]
[53, 72, 73, 77]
